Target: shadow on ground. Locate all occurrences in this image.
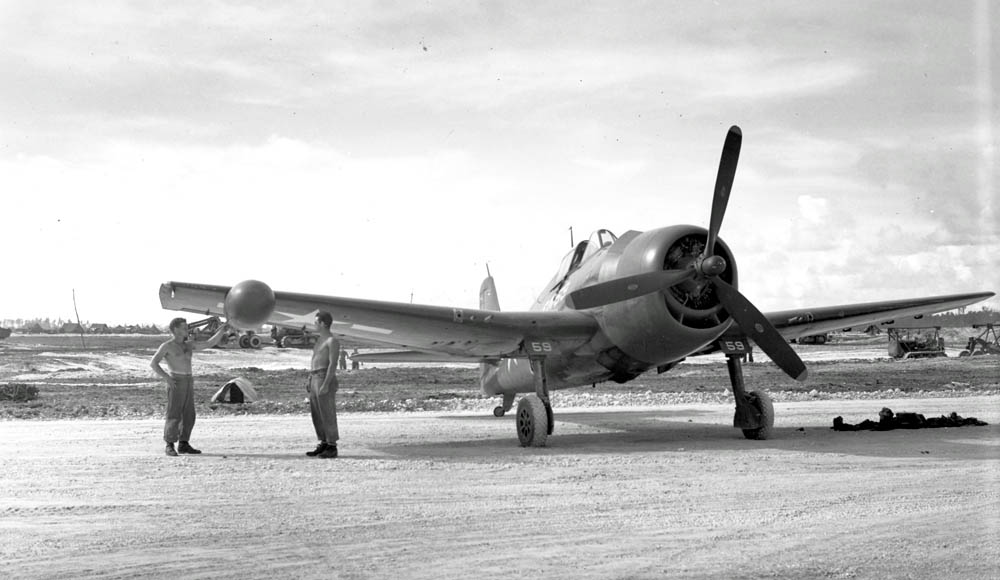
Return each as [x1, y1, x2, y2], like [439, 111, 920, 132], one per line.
[372, 409, 999, 462]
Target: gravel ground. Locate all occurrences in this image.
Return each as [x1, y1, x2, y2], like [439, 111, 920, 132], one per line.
[2, 335, 998, 578]
[1, 396, 998, 580]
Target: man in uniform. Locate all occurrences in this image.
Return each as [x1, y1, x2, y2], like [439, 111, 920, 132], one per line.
[305, 311, 341, 458]
[150, 317, 230, 456]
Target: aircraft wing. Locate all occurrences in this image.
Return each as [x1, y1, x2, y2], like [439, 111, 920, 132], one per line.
[761, 292, 994, 341]
[159, 282, 599, 359]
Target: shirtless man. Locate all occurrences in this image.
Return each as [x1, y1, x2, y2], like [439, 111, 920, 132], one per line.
[151, 317, 230, 456]
[305, 311, 340, 459]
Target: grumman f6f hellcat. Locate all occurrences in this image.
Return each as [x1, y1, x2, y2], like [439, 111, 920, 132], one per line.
[160, 126, 994, 447]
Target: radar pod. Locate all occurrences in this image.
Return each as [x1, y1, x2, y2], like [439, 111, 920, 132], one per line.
[224, 280, 276, 330]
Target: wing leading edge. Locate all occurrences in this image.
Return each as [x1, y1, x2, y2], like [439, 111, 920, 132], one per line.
[159, 281, 599, 359]
[763, 292, 995, 341]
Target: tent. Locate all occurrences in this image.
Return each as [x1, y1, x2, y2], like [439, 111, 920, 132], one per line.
[211, 377, 259, 404]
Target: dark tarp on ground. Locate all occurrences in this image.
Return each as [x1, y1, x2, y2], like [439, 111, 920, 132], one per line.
[833, 407, 987, 431]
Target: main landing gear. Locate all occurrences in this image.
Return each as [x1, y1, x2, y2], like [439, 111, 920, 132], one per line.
[515, 359, 554, 447]
[726, 352, 774, 440]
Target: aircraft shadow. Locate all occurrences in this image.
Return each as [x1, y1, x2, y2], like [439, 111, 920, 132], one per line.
[194, 452, 400, 463]
[373, 410, 999, 462]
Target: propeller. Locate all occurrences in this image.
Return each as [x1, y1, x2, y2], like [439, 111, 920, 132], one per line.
[565, 268, 695, 310]
[566, 125, 807, 381]
[713, 279, 807, 380]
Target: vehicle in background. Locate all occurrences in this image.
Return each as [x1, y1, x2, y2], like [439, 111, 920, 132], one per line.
[887, 326, 947, 359]
[793, 333, 829, 345]
[959, 323, 1000, 357]
[188, 316, 262, 349]
[271, 325, 318, 348]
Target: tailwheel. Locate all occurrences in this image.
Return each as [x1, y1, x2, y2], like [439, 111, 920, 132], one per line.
[741, 390, 774, 440]
[493, 393, 515, 418]
[516, 394, 549, 447]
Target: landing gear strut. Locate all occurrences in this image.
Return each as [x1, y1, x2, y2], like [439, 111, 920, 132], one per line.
[726, 352, 774, 440]
[516, 359, 553, 447]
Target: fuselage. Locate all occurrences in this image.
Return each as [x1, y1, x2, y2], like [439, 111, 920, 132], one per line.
[481, 226, 738, 398]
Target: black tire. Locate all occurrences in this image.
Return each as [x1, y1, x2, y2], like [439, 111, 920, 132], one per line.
[238, 335, 251, 349]
[249, 336, 262, 349]
[516, 395, 549, 447]
[493, 406, 505, 418]
[741, 390, 774, 440]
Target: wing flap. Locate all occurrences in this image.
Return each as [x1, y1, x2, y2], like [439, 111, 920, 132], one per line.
[351, 350, 490, 364]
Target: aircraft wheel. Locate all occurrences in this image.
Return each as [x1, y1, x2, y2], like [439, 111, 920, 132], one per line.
[741, 390, 774, 440]
[545, 400, 554, 435]
[958, 350, 970, 357]
[238, 335, 251, 349]
[493, 406, 506, 418]
[249, 336, 262, 349]
[516, 394, 549, 447]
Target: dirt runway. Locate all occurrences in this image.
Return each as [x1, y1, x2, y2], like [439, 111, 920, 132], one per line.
[2, 396, 998, 579]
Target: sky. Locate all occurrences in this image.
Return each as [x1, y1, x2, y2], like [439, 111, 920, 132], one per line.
[1, 1, 997, 325]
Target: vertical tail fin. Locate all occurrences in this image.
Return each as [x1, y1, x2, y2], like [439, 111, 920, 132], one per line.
[479, 275, 501, 390]
[479, 276, 501, 312]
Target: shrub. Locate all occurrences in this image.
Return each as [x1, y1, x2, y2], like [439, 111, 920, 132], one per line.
[0, 383, 39, 402]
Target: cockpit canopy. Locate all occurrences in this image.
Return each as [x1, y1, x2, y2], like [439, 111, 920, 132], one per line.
[553, 229, 617, 284]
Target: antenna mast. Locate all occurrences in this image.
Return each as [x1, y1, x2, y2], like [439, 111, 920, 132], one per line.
[72, 289, 86, 348]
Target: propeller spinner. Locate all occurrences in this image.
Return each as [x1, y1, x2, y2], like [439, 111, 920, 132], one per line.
[567, 126, 807, 381]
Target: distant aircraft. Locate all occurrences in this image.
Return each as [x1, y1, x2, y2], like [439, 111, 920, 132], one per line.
[160, 126, 993, 446]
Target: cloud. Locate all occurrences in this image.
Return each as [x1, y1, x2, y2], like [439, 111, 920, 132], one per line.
[797, 195, 829, 223]
[2, 1, 997, 321]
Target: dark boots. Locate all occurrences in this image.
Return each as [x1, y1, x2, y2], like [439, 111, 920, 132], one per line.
[177, 441, 202, 454]
[306, 442, 329, 456]
[307, 442, 338, 458]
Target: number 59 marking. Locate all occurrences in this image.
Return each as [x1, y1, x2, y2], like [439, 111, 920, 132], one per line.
[530, 341, 553, 353]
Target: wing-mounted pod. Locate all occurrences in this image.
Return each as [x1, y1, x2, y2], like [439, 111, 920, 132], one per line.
[225, 280, 276, 330]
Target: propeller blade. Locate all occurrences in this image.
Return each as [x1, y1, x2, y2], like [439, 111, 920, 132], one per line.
[566, 269, 695, 310]
[705, 125, 741, 257]
[712, 279, 808, 381]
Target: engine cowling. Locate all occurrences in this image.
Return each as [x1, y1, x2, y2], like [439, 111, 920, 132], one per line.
[224, 280, 276, 330]
[596, 225, 737, 368]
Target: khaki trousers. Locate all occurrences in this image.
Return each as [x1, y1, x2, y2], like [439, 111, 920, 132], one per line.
[308, 372, 339, 443]
[164, 374, 195, 443]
